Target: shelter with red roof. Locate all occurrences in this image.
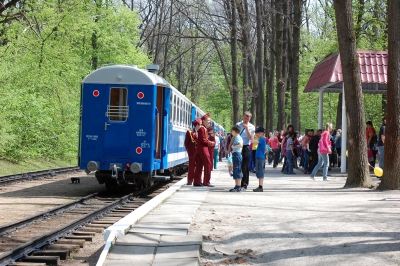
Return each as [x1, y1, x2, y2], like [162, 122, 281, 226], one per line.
[303, 50, 388, 173]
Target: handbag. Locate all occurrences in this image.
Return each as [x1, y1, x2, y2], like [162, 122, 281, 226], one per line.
[319, 139, 331, 154]
[367, 149, 374, 162]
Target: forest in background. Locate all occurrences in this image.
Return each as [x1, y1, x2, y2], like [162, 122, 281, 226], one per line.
[0, 0, 388, 163]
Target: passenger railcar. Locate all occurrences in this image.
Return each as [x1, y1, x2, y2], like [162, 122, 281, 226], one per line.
[79, 65, 211, 189]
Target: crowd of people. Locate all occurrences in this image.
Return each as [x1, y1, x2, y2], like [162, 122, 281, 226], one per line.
[185, 111, 386, 192]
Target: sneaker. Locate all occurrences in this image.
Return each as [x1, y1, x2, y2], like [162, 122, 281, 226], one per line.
[193, 183, 203, 187]
[323, 178, 330, 181]
[187, 182, 193, 185]
[229, 187, 241, 192]
[253, 187, 263, 192]
[310, 176, 315, 180]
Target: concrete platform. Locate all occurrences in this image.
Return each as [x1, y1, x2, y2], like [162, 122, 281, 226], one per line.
[128, 223, 189, 235]
[99, 174, 212, 266]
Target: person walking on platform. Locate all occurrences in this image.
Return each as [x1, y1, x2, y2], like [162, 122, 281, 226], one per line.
[235, 111, 255, 190]
[185, 118, 201, 185]
[270, 131, 281, 168]
[308, 129, 320, 172]
[214, 131, 220, 169]
[310, 123, 333, 181]
[194, 114, 215, 187]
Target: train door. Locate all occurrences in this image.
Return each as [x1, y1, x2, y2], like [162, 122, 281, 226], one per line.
[191, 106, 196, 121]
[103, 87, 130, 158]
[154, 86, 167, 169]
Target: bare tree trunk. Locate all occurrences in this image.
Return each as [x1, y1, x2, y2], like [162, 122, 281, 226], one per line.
[237, 0, 251, 114]
[255, 0, 264, 126]
[242, 56, 249, 114]
[378, 0, 400, 190]
[291, 0, 301, 131]
[153, 0, 165, 64]
[282, 0, 289, 126]
[336, 93, 342, 129]
[91, 0, 103, 70]
[230, 0, 240, 123]
[266, 0, 275, 132]
[162, 0, 174, 77]
[333, 0, 373, 188]
[275, 0, 285, 130]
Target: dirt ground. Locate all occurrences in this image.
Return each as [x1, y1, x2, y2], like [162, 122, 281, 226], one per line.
[189, 161, 400, 266]
[0, 171, 104, 226]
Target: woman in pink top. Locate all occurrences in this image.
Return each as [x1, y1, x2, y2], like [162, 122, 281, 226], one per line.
[310, 123, 333, 181]
[270, 131, 281, 168]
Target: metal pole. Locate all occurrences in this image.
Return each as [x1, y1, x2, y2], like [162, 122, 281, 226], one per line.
[341, 83, 347, 173]
[318, 89, 324, 129]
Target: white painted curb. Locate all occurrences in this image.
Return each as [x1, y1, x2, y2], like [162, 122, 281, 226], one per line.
[96, 232, 116, 266]
[96, 178, 186, 266]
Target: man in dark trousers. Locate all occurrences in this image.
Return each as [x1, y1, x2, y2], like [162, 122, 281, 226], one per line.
[308, 129, 321, 172]
[234, 111, 255, 190]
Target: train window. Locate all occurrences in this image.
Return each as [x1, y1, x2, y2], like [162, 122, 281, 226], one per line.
[185, 102, 188, 127]
[174, 95, 177, 125]
[108, 88, 128, 121]
[170, 94, 174, 123]
[181, 99, 184, 126]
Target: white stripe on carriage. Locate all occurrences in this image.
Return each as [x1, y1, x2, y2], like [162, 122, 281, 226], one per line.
[172, 125, 189, 132]
[167, 151, 188, 162]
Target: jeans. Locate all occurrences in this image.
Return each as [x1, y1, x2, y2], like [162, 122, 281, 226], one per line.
[255, 158, 265, 178]
[241, 146, 250, 187]
[232, 152, 243, 179]
[284, 151, 294, 174]
[302, 149, 309, 172]
[214, 149, 219, 169]
[311, 150, 329, 180]
[273, 149, 280, 167]
[378, 146, 384, 168]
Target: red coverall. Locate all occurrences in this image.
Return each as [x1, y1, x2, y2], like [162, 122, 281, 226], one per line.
[184, 130, 197, 183]
[194, 126, 213, 185]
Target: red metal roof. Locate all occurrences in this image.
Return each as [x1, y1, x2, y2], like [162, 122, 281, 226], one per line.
[304, 50, 388, 93]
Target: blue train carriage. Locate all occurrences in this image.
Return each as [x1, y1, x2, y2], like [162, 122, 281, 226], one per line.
[79, 64, 195, 190]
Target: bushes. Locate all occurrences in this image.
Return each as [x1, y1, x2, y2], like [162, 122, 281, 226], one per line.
[0, 0, 149, 163]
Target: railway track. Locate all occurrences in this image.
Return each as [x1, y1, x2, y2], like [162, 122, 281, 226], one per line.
[0, 166, 80, 186]
[0, 177, 182, 266]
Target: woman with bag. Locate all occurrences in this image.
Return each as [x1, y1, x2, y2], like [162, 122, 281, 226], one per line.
[310, 123, 333, 181]
[366, 121, 377, 167]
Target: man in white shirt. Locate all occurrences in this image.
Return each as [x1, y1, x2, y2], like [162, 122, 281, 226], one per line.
[235, 111, 255, 189]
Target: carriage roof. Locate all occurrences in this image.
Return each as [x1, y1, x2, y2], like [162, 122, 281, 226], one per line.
[82, 65, 170, 87]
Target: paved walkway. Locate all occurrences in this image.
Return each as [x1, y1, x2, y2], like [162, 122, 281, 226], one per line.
[101, 159, 400, 265]
[103, 184, 209, 266]
[190, 160, 400, 265]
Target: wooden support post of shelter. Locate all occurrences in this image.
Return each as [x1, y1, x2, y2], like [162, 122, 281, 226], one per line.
[303, 50, 388, 173]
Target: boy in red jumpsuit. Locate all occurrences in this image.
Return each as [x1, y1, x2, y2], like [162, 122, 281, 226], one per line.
[193, 114, 215, 187]
[184, 118, 201, 185]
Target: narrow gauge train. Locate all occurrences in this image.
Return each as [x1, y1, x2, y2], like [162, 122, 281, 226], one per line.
[78, 65, 224, 190]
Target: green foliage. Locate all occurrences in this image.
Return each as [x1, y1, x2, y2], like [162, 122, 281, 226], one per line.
[0, 0, 149, 163]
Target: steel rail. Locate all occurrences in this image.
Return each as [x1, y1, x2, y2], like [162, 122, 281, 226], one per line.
[0, 181, 169, 266]
[0, 193, 99, 237]
[0, 166, 80, 186]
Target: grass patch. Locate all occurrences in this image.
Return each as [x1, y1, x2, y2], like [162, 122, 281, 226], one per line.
[0, 158, 76, 176]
